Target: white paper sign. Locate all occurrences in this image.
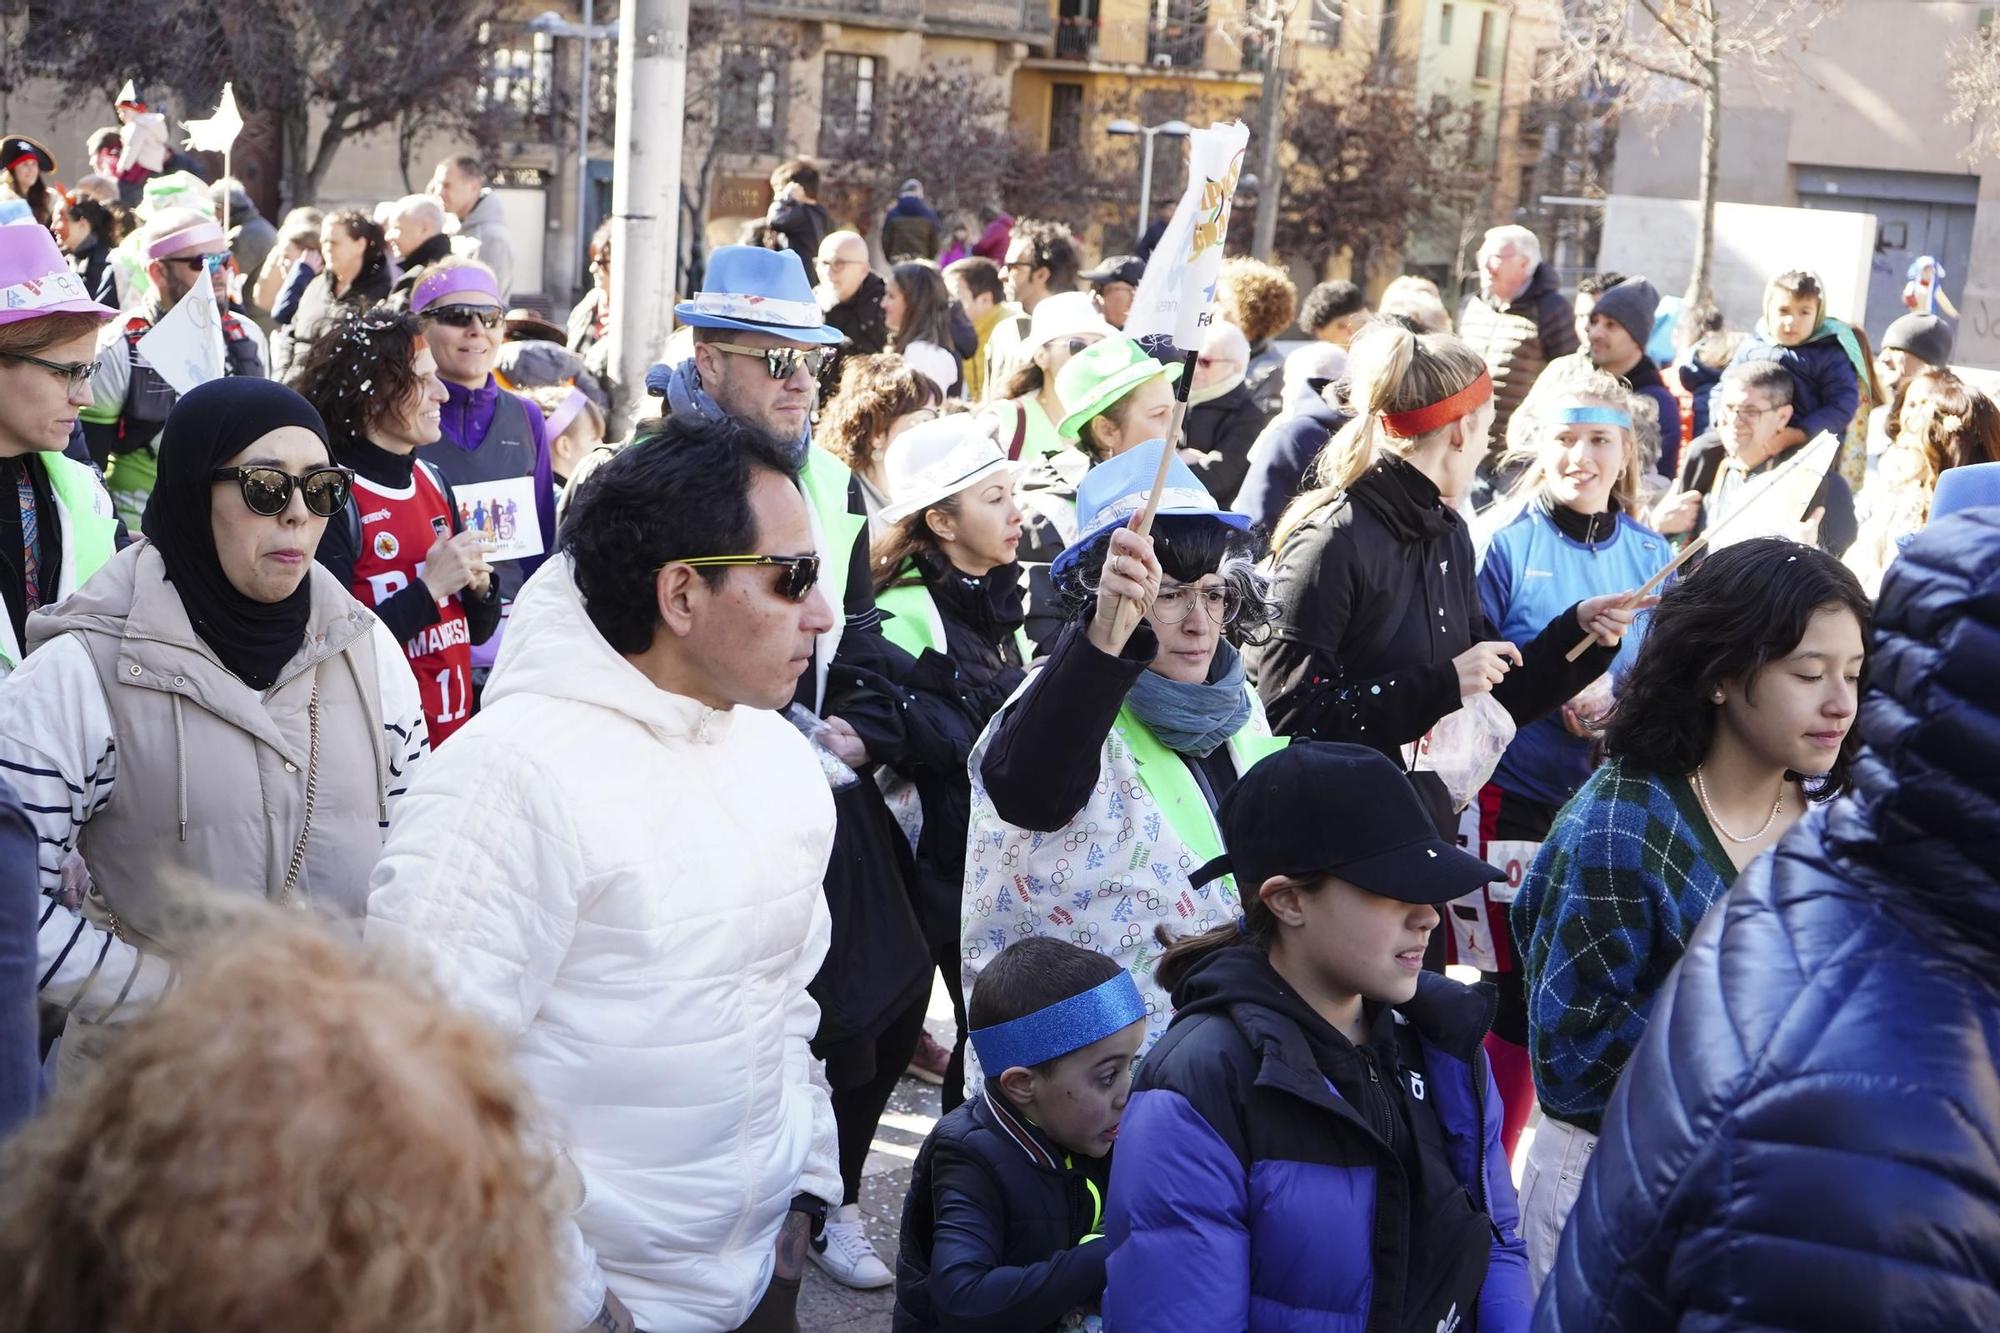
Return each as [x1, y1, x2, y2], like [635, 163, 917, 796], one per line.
[1124, 120, 1251, 353]
[449, 476, 542, 562]
[134, 277, 225, 397]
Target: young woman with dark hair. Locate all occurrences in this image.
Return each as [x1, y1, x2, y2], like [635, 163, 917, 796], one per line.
[60, 197, 120, 307]
[883, 260, 962, 398]
[962, 441, 1286, 1083]
[869, 412, 1027, 1107]
[1508, 537, 1870, 1286]
[273, 208, 393, 380]
[297, 309, 500, 743]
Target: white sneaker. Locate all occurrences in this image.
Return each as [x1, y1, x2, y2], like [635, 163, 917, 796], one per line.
[809, 1202, 894, 1289]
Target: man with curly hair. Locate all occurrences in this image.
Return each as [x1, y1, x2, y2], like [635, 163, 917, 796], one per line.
[1217, 256, 1298, 419]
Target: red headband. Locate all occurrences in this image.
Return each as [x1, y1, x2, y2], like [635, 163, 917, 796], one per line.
[4, 153, 36, 174]
[1380, 369, 1493, 438]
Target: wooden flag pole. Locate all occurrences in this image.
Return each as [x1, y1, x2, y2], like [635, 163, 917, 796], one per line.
[1135, 350, 1200, 537]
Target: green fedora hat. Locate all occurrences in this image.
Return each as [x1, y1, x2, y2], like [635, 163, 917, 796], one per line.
[1055, 335, 1183, 440]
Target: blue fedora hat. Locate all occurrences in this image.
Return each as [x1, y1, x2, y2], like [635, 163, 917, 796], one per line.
[1930, 461, 2000, 522]
[674, 245, 844, 345]
[1051, 439, 1251, 580]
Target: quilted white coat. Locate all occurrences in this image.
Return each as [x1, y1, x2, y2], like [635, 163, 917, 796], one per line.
[366, 555, 840, 1332]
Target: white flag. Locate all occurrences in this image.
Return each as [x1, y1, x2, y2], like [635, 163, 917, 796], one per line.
[135, 273, 226, 398]
[1706, 432, 1842, 549]
[1123, 120, 1250, 354]
[182, 83, 244, 155]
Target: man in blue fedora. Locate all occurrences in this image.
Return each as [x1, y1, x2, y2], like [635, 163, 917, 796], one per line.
[642, 246, 946, 1303]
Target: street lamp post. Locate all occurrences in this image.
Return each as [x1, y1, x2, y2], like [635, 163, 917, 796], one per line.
[530, 7, 619, 293]
[1105, 118, 1191, 247]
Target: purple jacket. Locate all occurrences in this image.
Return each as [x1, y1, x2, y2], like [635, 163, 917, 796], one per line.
[437, 374, 557, 669]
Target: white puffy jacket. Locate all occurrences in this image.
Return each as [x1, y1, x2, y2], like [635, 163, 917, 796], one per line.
[366, 555, 840, 1332]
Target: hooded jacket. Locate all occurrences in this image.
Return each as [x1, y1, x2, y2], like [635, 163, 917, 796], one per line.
[883, 194, 944, 262]
[1105, 949, 1531, 1332]
[1458, 262, 1579, 450]
[3, 542, 425, 1030]
[1231, 387, 1347, 535]
[1726, 319, 1863, 445]
[1535, 508, 2000, 1332]
[366, 555, 842, 1332]
[450, 190, 515, 299]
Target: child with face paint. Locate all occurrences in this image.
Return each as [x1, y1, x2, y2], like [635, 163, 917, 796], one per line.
[893, 937, 1146, 1332]
[1462, 360, 1673, 1159]
[1103, 742, 1532, 1333]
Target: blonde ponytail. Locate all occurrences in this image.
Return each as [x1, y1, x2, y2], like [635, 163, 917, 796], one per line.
[1270, 320, 1486, 551]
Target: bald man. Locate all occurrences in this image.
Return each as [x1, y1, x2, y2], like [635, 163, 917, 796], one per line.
[815, 230, 887, 398]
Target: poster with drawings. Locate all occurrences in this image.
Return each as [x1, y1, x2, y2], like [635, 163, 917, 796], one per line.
[449, 476, 543, 561]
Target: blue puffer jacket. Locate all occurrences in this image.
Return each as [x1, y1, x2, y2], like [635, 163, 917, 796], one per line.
[1727, 323, 1861, 444]
[1106, 947, 1531, 1332]
[1535, 508, 2000, 1333]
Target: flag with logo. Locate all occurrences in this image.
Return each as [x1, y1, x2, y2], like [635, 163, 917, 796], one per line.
[1123, 120, 1250, 358]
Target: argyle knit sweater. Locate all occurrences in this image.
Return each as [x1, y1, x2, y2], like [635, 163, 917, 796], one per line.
[1510, 759, 1738, 1134]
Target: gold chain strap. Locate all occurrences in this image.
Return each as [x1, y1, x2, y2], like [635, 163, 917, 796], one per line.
[280, 684, 321, 904]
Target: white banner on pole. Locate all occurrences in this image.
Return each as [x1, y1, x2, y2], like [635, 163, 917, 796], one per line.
[135, 274, 226, 398]
[1123, 120, 1250, 355]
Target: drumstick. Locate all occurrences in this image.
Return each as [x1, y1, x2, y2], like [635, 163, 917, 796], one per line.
[1563, 532, 1705, 662]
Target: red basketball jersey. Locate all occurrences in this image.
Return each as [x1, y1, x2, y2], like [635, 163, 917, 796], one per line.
[350, 465, 475, 743]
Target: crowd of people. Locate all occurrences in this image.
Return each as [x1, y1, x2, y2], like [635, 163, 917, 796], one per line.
[0, 116, 1994, 1333]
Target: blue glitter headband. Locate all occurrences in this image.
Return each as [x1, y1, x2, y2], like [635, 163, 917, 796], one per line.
[969, 972, 1147, 1073]
[1554, 405, 1633, 430]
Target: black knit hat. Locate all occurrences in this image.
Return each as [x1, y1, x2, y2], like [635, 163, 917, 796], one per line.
[1882, 313, 1954, 369]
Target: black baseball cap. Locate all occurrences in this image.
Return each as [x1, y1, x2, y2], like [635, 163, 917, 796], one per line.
[1193, 743, 1504, 905]
[1082, 254, 1144, 287]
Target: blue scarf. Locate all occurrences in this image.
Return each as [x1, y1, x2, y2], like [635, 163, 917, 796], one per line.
[1126, 639, 1252, 757]
[643, 356, 811, 470]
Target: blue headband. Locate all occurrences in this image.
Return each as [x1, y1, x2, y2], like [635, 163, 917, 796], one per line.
[1554, 405, 1632, 430]
[969, 972, 1147, 1073]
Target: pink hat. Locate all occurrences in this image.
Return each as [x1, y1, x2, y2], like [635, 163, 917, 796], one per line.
[144, 208, 229, 261]
[0, 223, 117, 325]
[412, 263, 502, 315]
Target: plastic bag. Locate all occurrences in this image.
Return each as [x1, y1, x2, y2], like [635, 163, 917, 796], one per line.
[1405, 691, 1517, 813]
[782, 704, 860, 792]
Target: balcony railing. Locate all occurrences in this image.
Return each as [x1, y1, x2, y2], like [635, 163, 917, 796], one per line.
[1054, 15, 1099, 59]
[1146, 20, 1209, 68]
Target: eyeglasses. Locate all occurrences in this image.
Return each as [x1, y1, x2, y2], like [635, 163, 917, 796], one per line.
[211, 465, 355, 518]
[167, 252, 233, 273]
[421, 303, 504, 330]
[1716, 400, 1777, 420]
[1151, 582, 1242, 627]
[674, 553, 821, 602]
[1004, 261, 1034, 273]
[2, 352, 95, 392]
[707, 341, 833, 381]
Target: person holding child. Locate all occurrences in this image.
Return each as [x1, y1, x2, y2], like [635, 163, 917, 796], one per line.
[1103, 742, 1533, 1332]
[1726, 269, 1867, 457]
[894, 937, 1145, 1331]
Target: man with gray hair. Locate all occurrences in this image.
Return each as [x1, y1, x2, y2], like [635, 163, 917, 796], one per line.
[1656, 357, 1856, 557]
[428, 154, 514, 299]
[1458, 224, 1577, 467]
[388, 194, 454, 304]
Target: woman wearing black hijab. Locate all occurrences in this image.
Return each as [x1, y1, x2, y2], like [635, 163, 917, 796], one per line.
[0, 376, 429, 1087]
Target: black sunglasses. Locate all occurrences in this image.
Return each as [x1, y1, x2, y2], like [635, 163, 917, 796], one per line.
[422, 303, 504, 330]
[707, 340, 833, 381]
[212, 465, 355, 518]
[675, 553, 821, 602]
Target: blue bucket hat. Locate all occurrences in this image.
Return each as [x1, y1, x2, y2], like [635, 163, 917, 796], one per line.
[1930, 462, 2000, 522]
[1051, 439, 1251, 580]
[673, 245, 844, 345]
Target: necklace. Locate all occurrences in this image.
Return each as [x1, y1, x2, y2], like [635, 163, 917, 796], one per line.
[1694, 764, 1784, 843]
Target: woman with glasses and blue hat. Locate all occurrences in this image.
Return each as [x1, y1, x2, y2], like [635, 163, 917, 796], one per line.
[962, 437, 1286, 1086]
[871, 411, 1030, 1107]
[0, 376, 427, 1088]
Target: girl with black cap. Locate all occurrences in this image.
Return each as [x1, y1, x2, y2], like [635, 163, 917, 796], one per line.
[1103, 741, 1532, 1333]
[0, 376, 428, 1087]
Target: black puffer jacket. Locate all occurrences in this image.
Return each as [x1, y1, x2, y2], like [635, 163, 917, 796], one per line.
[1536, 509, 2000, 1332]
[1184, 379, 1267, 509]
[1254, 458, 1613, 832]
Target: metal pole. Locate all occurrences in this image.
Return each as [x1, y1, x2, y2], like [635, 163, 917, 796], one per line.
[575, 0, 592, 296]
[607, 0, 687, 438]
[1136, 130, 1155, 248]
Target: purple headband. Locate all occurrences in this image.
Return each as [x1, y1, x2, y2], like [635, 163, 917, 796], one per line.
[412, 265, 500, 314]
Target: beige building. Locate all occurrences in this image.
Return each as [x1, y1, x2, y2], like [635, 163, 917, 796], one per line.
[1602, 0, 2000, 364]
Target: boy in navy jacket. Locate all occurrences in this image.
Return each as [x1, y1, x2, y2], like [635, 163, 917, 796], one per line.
[1728, 269, 1865, 450]
[894, 938, 1146, 1332]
